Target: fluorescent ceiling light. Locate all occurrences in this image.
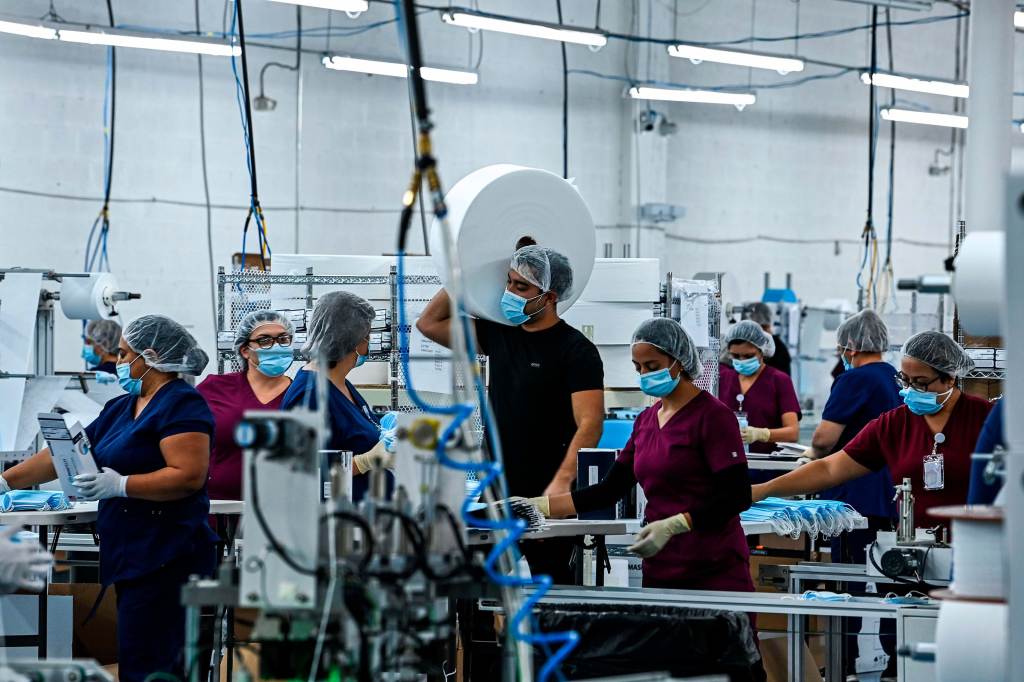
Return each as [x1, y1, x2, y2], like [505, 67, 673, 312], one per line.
[322, 55, 478, 85]
[880, 108, 967, 129]
[861, 71, 969, 98]
[834, 0, 933, 10]
[1016, 11, 1024, 29]
[0, 18, 57, 39]
[267, 0, 369, 11]
[58, 27, 240, 56]
[440, 10, 607, 48]
[667, 44, 804, 74]
[629, 85, 755, 108]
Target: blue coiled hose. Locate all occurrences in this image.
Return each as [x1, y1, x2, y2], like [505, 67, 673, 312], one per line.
[396, 251, 579, 681]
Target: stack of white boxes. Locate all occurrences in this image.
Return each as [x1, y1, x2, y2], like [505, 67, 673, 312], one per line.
[562, 258, 662, 388]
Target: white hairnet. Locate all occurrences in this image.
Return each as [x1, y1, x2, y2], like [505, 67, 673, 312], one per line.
[632, 318, 704, 380]
[724, 319, 775, 358]
[902, 330, 975, 377]
[510, 245, 573, 299]
[234, 310, 295, 357]
[85, 319, 122, 355]
[837, 310, 889, 353]
[303, 291, 375, 364]
[747, 302, 773, 328]
[124, 314, 209, 375]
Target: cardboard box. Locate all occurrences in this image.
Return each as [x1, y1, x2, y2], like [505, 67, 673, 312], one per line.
[579, 258, 661, 302]
[48, 583, 118, 664]
[563, 302, 657, 345]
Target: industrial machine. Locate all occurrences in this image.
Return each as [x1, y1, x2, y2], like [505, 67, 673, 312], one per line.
[865, 478, 953, 584]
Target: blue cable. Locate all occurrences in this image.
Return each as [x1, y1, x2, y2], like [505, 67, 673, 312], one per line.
[395, 251, 577, 681]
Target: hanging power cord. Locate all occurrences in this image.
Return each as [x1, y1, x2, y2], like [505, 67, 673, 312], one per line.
[391, 0, 578, 679]
[857, 6, 879, 311]
[195, 0, 217, 344]
[556, 0, 568, 179]
[878, 8, 898, 313]
[83, 0, 116, 274]
[229, 0, 271, 271]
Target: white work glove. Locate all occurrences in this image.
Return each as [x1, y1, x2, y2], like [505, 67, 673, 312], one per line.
[74, 468, 128, 501]
[0, 526, 53, 594]
[742, 426, 772, 444]
[796, 456, 813, 466]
[94, 371, 116, 385]
[0, 475, 10, 495]
[353, 440, 394, 475]
[628, 513, 690, 559]
[507, 496, 551, 518]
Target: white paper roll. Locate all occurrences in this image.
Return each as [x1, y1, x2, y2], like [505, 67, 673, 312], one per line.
[952, 231, 1005, 336]
[429, 164, 596, 324]
[951, 517, 1006, 599]
[60, 273, 119, 320]
[936, 600, 1007, 682]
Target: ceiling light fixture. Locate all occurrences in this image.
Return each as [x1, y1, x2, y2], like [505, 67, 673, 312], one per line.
[267, 0, 369, 13]
[440, 10, 607, 48]
[667, 44, 804, 75]
[322, 55, 478, 85]
[861, 71, 969, 98]
[880, 108, 968, 129]
[628, 85, 755, 109]
[0, 17, 57, 39]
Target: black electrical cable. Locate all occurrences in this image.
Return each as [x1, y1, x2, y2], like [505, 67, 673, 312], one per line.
[556, 0, 568, 180]
[884, 8, 895, 267]
[102, 0, 115, 216]
[865, 6, 878, 235]
[320, 510, 376, 572]
[195, 0, 217, 344]
[248, 457, 320, 577]
[234, 0, 267, 270]
[403, 83, 430, 253]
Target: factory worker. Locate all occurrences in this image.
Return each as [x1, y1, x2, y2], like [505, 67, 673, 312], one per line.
[529, 318, 753, 592]
[417, 244, 604, 584]
[280, 291, 393, 502]
[808, 310, 899, 562]
[747, 302, 791, 376]
[0, 525, 53, 594]
[0, 314, 218, 681]
[197, 310, 294, 501]
[753, 331, 991, 530]
[719, 320, 801, 454]
[968, 399, 1004, 504]
[83, 318, 121, 376]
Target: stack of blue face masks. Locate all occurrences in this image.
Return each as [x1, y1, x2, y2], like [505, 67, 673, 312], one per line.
[0, 490, 72, 513]
[741, 497, 863, 540]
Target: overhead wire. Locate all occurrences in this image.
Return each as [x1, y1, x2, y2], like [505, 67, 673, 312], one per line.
[84, 0, 116, 275]
[195, 0, 217, 345]
[878, 7, 898, 312]
[556, 0, 568, 180]
[858, 6, 880, 311]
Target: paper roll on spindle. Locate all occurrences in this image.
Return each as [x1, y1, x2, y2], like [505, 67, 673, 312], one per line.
[930, 505, 1006, 600]
[952, 231, 1005, 336]
[60, 273, 119, 320]
[429, 164, 596, 324]
[936, 600, 1007, 682]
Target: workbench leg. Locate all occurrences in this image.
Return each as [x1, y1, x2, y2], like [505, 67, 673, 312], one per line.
[788, 574, 802, 682]
[827, 615, 844, 682]
[37, 525, 48, 659]
[595, 537, 608, 588]
[186, 603, 201, 682]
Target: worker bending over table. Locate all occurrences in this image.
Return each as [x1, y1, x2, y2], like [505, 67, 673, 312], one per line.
[418, 244, 605, 584]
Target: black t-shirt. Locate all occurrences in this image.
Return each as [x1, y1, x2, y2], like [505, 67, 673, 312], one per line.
[475, 319, 604, 497]
[765, 334, 792, 376]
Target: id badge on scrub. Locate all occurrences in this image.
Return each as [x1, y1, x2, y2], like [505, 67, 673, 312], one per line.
[923, 453, 945, 491]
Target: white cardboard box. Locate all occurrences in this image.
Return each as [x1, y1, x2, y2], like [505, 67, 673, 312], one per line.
[563, 302, 656, 346]
[579, 258, 661, 303]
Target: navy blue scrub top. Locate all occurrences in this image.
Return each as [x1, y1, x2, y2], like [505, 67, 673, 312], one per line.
[280, 368, 382, 501]
[819, 361, 902, 519]
[969, 399, 1004, 504]
[84, 379, 218, 586]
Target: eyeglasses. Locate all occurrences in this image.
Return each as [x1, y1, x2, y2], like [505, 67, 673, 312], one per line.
[247, 333, 293, 350]
[894, 371, 940, 392]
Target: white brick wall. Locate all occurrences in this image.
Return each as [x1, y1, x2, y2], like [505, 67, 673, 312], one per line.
[1, 0, 1022, 373]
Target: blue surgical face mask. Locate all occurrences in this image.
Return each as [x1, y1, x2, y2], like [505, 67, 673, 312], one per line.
[116, 354, 151, 396]
[82, 344, 101, 366]
[254, 346, 293, 377]
[354, 352, 367, 368]
[900, 386, 953, 416]
[639, 362, 680, 398]
[841, 352, 854, 372]
[501, 290, 546, 326]
[732, 356, 761, 376]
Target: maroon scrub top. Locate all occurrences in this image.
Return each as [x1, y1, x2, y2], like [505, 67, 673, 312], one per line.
[719, 365, 801, 454]
[843, 393, 992, 527]
[619, 391, 753, 591]
[196, 371, 289, 501]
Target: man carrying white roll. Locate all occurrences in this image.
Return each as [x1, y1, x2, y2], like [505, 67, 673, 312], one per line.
[418, 244, 605, 583]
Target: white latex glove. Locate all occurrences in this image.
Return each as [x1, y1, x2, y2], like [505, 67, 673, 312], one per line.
[796, 456, 813, 466]
[74, 468, 128, 501]
[742, 426, 772, 444]
[353, 440, 394, 475]
[94, 371, 116, 385]
[0, 526, 53, 594]
[0, 476, 10, 495]
[627, 513, 690, 558]
[501, 496, 551, 518]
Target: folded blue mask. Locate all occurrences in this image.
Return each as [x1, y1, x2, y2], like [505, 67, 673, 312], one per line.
[1, 490, 72, 513]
